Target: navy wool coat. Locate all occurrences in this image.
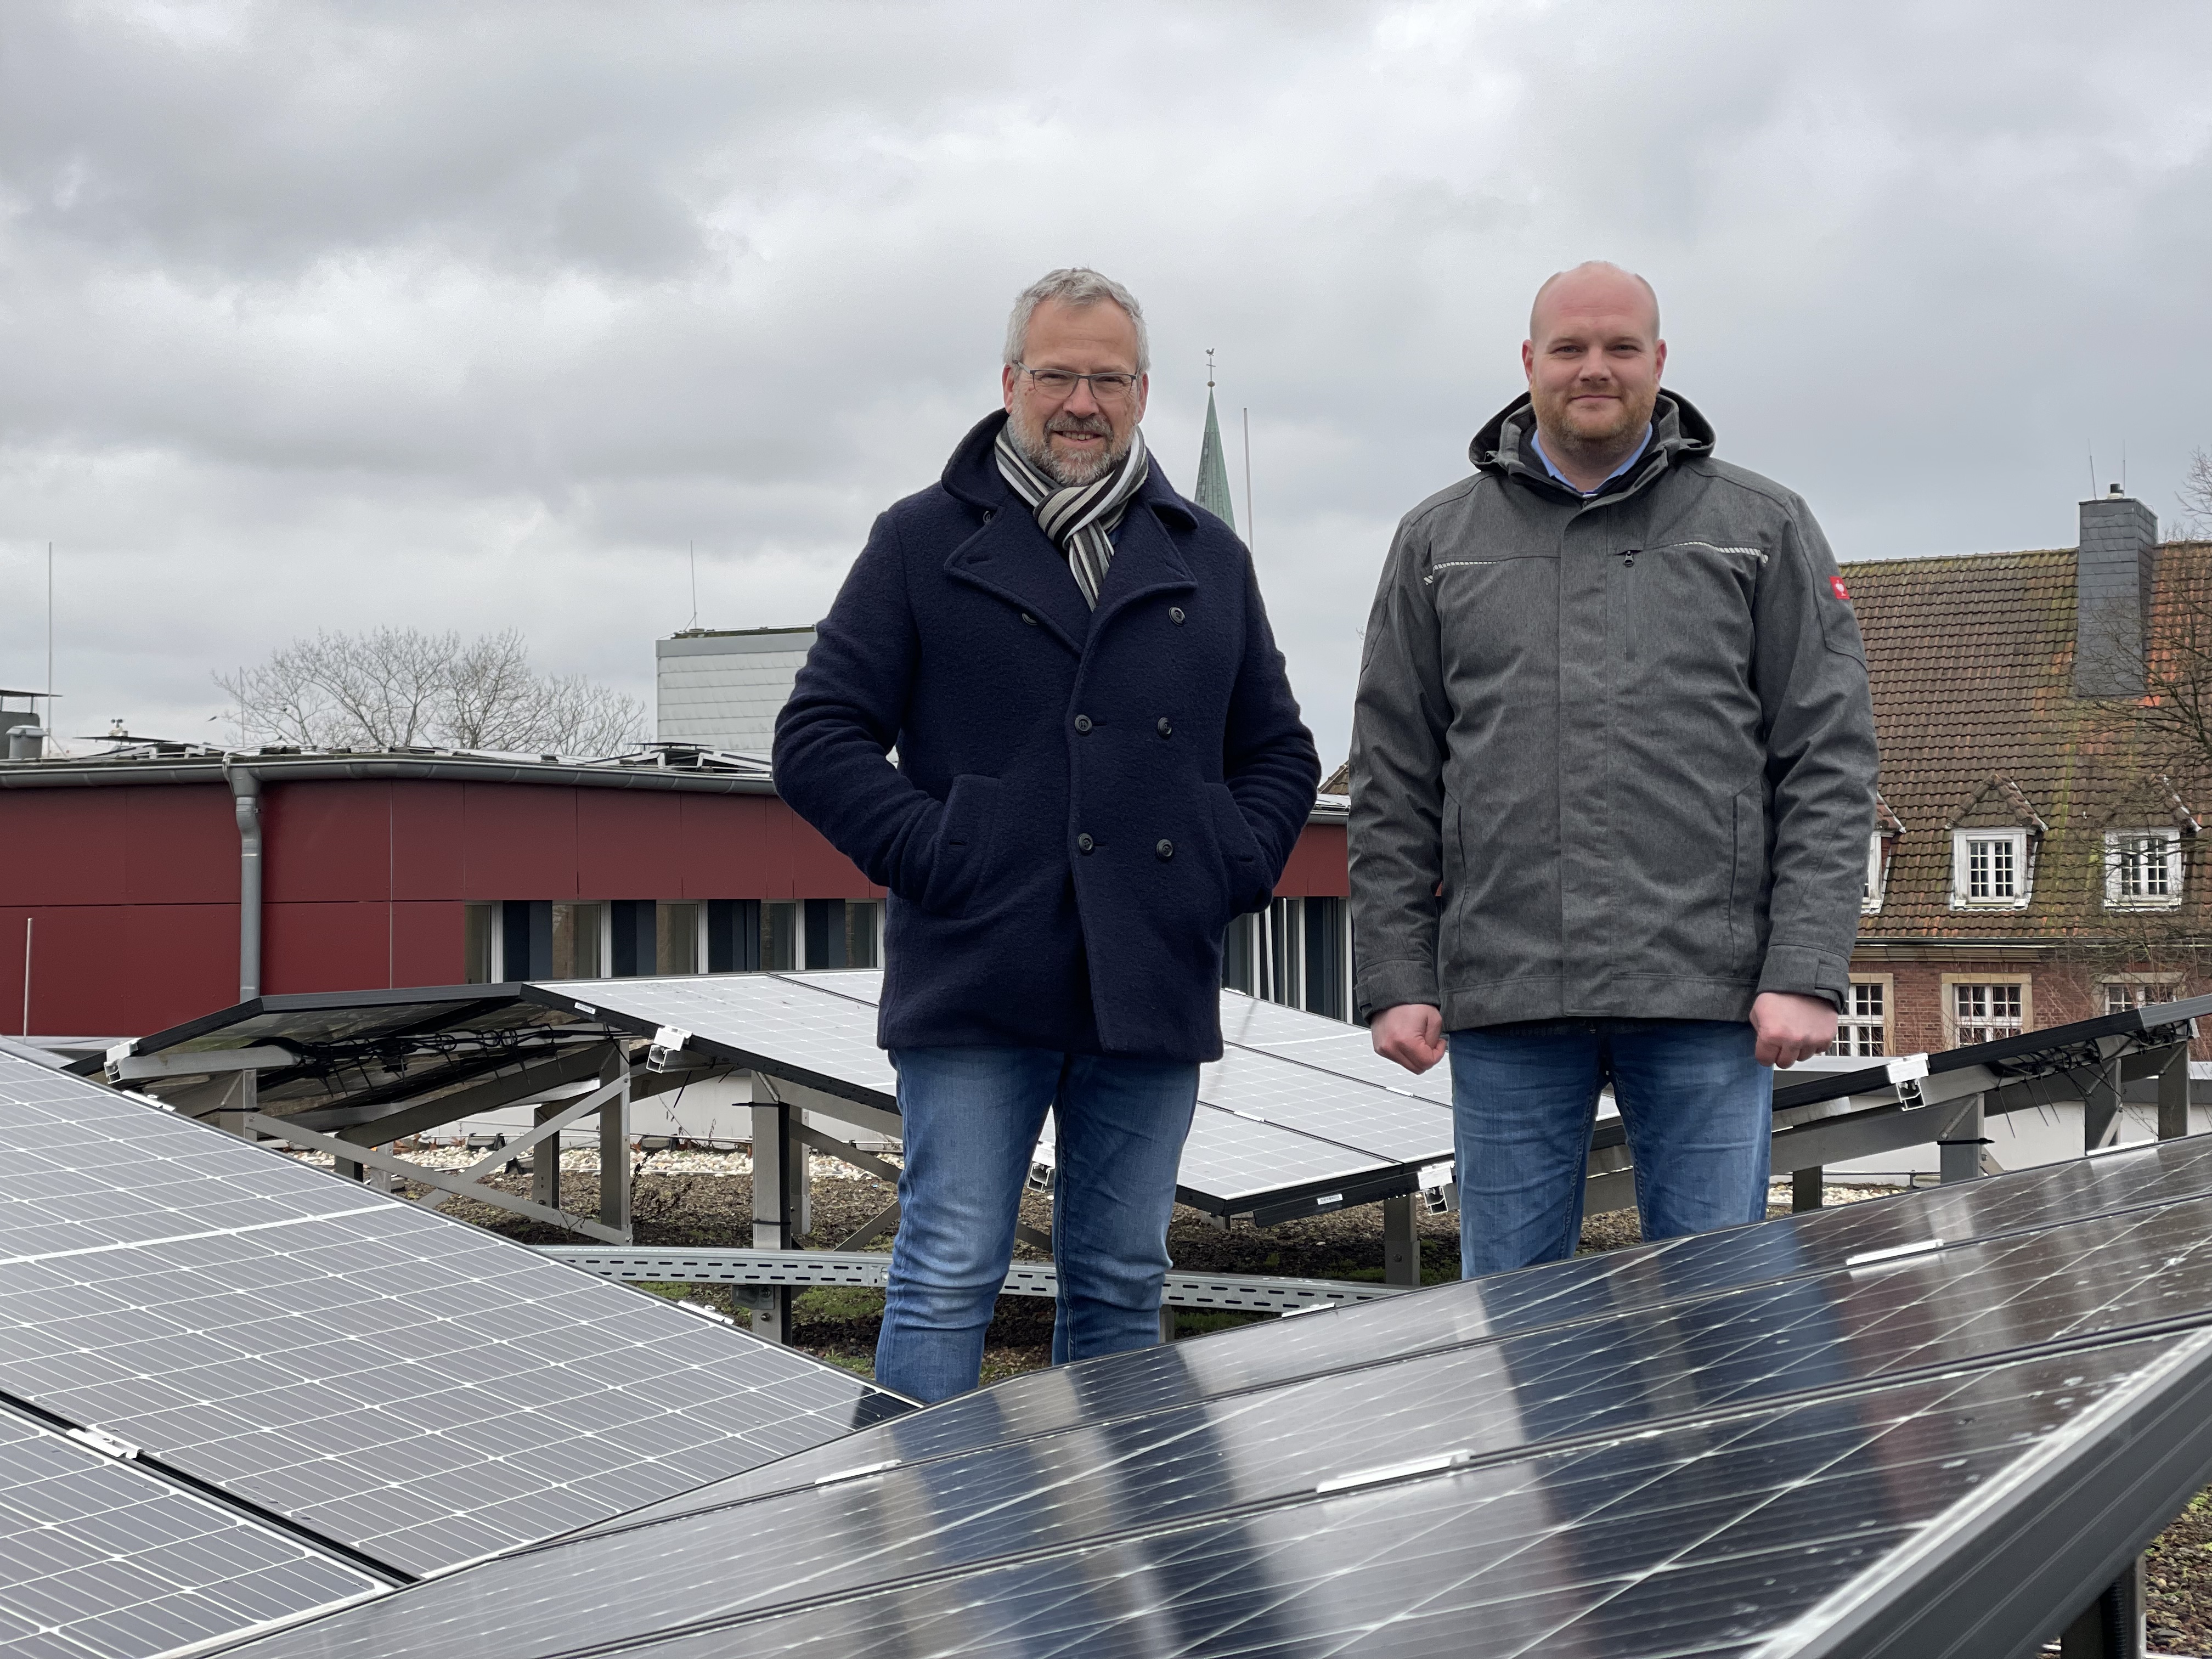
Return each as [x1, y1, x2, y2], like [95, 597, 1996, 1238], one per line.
[774, 411, 1320, 1063]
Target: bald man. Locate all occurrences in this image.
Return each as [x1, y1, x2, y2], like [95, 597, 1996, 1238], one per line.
[1350, 262, 1877, 1276]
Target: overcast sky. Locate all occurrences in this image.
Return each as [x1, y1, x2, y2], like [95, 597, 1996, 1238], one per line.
[4, 1, 2210, 766]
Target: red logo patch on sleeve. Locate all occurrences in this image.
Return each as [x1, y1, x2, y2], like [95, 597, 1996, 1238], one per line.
[1830, 575, 1851, 602]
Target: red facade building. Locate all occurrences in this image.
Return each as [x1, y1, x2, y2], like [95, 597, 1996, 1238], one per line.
[0, 749, 1351, 1038]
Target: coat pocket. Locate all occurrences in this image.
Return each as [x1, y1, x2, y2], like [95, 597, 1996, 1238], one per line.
[1206, 782, 1268, 917]
[921, 774, 1006, 915]
[1728, 784, 1770, 961]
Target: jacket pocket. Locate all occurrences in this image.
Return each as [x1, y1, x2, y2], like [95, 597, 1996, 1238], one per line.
[921, 774, 1006, 915]
[1728, 784, 1770, 961]
[1206, 783, 1268, 917]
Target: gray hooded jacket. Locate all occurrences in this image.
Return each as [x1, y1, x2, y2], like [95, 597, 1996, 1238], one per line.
[1350, 391, 1877, 1029]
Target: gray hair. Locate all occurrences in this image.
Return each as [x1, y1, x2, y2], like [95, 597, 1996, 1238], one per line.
[1003, 268, 1150, 373]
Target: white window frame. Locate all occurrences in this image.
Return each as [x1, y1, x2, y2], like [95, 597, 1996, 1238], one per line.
[1943, 974, 2031, 1047]
[2101, 972, 2184, 1016]
[1829, 974, 1892, 1057]
[1949, 829, 2030, 910]
[2103, 829, 2183, 910]
[1861, 832, 1892, 915]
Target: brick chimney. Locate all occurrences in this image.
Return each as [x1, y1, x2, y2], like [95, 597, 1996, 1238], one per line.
[2073, 485, 2160, 698]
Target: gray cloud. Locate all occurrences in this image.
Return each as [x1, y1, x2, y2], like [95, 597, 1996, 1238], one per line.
[3, 0, 2210, 761]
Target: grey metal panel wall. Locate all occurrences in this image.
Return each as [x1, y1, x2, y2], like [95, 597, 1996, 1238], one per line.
[654, 633, 815, 754]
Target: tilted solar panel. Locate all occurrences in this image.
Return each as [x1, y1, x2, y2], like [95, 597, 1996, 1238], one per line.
[0, 1404, 382, 1659]
[1219, 988, 1455, 1108]
[538, 973, 896, 1109]
[533, 973, 1435, 1215]
[589, 1130, 2212, 1499]
[0, 1048, 910, 1583]
[194, 1153, 2212, 1658]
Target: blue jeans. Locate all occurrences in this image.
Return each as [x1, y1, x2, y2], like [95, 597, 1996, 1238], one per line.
[1448, 1019, 1772, 1278]
[876, 1047, 1199, 1403]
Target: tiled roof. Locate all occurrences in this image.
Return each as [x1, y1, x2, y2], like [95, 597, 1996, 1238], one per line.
[1846, 542, 2211, 940]
[1321, 760, 1350, 796]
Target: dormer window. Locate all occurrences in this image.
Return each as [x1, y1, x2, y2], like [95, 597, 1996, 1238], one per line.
[1950, 829, 2030, 909]
[1863, 792, 1901, 916]
[1863, 831, 1889, 914]
[2105, 830, 2182, 909]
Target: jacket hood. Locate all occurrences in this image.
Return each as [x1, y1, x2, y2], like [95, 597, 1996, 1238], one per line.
[942, 409, 1196, 528]
[1469, 390, 1716, 491]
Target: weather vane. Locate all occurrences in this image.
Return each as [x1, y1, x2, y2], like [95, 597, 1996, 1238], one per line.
[1206, 347, 1216, 389]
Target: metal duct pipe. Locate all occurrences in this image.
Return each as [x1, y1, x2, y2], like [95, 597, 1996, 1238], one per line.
[226, 764, 262, 1001]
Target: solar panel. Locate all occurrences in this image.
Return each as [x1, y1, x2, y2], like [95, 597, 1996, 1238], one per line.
[593, 1130, 2212, 1514]
[0, 1404, 383, 1659]
[535, 973, 896, 1107]
[1220, 989, 1455, 1108]
[531, 973, 1431, 1216]
[195, 1167, 2212, 1658]
[0, 1047, 910, 1580]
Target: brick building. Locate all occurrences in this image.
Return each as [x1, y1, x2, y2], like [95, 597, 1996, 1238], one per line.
[1842, 489, 2210, 1057]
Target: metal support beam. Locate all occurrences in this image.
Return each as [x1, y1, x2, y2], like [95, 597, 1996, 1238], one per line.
[1791, 1167, 1824, 1211]
[539, 1244, 1413, 1313]
[832, 1198, 900, 1252]
[1382, 1193, 1421, 1287]
[105, 1045, 296, 1082]
[290, 1045, 614, 1143]
[2158, 1044, 2191, 1142]
[242, 1114, 628, 1243]
[2061, 1557, 2144, 1658]
[531, 1099, 562, 1213]
[750, 1101, 799, 1344]
[597, 1049, 629, 1236]
[788, 1120, 901, 1187]
[1938, 1093, 1987, 1186]
[413, 1064, 627, 1216]
[2081, 1058, 2127, 1153]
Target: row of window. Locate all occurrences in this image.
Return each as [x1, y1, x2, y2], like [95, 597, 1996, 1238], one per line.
[1863, 830, 2185, 914]
[1223, 898, 1352, 1022]
[1827, 974, 2177, 1058]
[459, 896, 1364, 1025]
[461, 899, 884, 983]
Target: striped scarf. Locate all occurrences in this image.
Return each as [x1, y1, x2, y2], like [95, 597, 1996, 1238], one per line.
[993, 420, 1151, 609]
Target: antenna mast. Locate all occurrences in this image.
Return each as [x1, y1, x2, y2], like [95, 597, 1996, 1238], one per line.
[688, 540, 699, 629]
[46, 542, 54, 729]
[1242, 409, 1255, 554]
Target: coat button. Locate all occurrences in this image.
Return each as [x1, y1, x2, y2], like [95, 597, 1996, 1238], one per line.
[1074, 715, 1093, 733]
[1156, 717, 1172, 738]
[1077, 833, 1095, 853]
[1020, 612, 1037, 626]
[1155, 839, 1175, 860]
[1169, 606, 1186, 624]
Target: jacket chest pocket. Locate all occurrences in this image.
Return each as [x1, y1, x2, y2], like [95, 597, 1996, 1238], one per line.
[1429, 554, 1558, 684]
[1608, 540, 1762, 683]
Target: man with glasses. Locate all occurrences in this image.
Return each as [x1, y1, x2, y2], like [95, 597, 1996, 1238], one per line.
[777, 268, 1318, 1401]
[1352, 261, 1877, 1278]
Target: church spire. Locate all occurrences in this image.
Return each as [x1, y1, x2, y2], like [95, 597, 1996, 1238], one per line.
[1194, 349, 1237, 533]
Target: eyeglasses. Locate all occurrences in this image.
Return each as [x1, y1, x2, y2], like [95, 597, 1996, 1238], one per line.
[1013, 364, 1142, 403]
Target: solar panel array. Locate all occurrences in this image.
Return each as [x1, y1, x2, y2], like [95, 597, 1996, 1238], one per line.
[0, 1404, 382, 1659]
[199, 1131, 2212, 1658]
[535, 974, 1453, 1214]
[0, 1045, 911, 1650]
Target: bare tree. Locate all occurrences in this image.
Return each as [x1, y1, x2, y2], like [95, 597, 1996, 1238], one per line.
[215, 628, 646, 756]
[2181, 447, 2212, 539]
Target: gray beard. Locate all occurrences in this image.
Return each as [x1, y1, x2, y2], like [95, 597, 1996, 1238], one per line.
[1008, 409, 1131, 488]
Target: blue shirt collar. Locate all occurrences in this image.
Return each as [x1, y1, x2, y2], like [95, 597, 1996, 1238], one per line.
[1529, 423, 1653, 496]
